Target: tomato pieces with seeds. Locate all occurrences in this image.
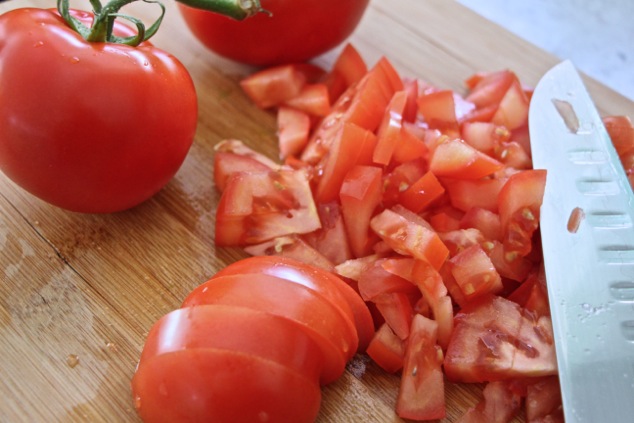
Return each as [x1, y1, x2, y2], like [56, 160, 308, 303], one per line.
[203, 45, 595, 421]
[444, 295, 557, 383]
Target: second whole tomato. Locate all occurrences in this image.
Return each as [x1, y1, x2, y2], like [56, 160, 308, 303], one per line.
[178, 0, 371, 66]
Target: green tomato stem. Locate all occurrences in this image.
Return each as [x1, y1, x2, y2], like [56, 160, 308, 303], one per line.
[177, 0, 265, 20]
[57, 0, 265, 47]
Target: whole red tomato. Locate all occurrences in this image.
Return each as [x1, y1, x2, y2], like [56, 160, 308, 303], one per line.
[0, 8, 197, 213]
[178, 0, 370, 66]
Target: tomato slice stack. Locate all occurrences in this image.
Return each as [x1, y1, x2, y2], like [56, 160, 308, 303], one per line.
[131, 256, 373, 423]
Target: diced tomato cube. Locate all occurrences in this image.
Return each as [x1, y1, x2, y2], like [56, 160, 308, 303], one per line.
[373, 291, 415, 340]
[240, 64, 307, 109]
[456, 381, 522, 423]
[417, 89, 459, 133]
[283, 83, 331, 117]
[277, 106, 311, 160]
[459, 207, 503, 241]
[395, 314, 446, 420]
[525, 376, 564, 423]
[213, 151, 274, 192]
[429, 138, 504, 180]
[315, 123, 377, 203]
[398, 170, 445, 213]
[491, 78, 530, 130]
[340, 165, 383, 258]
[449, 244, 503, 301]
[366, 323, 406, 373]
[373, 90, 408, 165]
[370, 208, 450, 270]
[443, 177, 508, 213]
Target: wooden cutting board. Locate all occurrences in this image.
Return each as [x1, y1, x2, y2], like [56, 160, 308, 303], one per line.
[1, 0, 632, 422]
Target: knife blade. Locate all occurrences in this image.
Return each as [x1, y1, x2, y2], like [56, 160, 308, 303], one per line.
[529, 60, 634, 422]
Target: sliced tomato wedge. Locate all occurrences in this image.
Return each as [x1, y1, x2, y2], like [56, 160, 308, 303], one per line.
[314, 123, 378, 203]
[340, 165, 383, 258]
[325, 43, 368, 101]
[215, 167, 321, 246]
[302, 201, 353, 265]
[444, 295, 557, 383]
[395, 314, 446, 420]
[373, 90, 408, 165]
[497, 169, 547, 258]
[277, 106, 311, 159]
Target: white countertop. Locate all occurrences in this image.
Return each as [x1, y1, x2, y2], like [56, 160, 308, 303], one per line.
[458, 0, 634, 101]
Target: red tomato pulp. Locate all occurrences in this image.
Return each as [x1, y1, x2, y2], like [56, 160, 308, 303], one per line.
[178, 0, 370, 66]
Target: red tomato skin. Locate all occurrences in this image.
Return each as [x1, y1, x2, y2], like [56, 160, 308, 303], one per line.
[182, 273, 356, 383]
[0, 9, 197, 213]
[178, 0, 370, 66]
[211, 256, 375, 353]
[132, 348, 321, 423]
[139, 305, 324, 382]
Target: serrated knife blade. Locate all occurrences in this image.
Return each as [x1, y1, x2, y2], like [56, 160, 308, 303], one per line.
[529, 60, 634, 422]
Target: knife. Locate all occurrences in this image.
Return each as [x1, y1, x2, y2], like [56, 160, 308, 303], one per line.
[529, 60, 634, 422]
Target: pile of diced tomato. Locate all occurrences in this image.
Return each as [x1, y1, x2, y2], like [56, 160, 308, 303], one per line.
[212, 44, 634, 422]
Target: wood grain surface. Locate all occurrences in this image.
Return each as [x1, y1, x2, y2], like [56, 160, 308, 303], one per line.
[1, 0, 633, 422]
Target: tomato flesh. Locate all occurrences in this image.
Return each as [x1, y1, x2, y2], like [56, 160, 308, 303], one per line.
[444, 295, 557, 383]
